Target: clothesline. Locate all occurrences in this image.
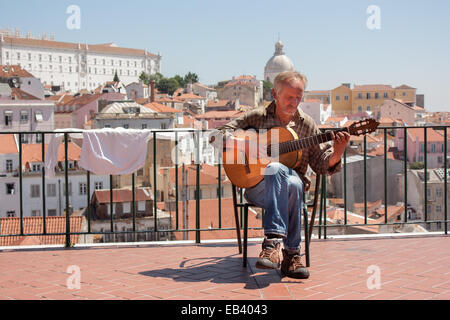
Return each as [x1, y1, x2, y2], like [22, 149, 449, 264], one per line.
[44, 127, 209, 179]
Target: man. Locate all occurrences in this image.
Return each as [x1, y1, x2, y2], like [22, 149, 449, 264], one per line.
[212, 71, 350, 279]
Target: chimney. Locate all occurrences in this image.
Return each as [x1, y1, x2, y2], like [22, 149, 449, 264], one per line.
[150, 81, 155, 103]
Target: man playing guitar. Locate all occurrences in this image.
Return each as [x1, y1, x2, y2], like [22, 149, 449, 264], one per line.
[212, 71, 350, 279]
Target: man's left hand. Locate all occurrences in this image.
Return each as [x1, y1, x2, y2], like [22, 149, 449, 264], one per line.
[329, 131, 351, 167]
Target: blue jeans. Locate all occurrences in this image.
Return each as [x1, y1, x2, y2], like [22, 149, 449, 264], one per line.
[244, 162, 304, 253]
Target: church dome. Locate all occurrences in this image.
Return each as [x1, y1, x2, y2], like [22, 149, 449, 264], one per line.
[264, 40, 295, 83]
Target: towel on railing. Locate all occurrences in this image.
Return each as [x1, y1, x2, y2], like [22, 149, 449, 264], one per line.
[79, 128, 152, 175]
[45, 128, 197, 178]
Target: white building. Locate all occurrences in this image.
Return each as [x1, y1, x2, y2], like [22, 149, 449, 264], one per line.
[0, 135, 110, 218]
[0, 94, 54, 143]
[300, 100, 332, 124]
[264, 40, 295, 83]
[0, 31, 161, 94]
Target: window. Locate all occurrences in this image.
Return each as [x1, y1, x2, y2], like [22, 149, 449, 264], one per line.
[335, 95, 340, 101]
[79, 183, 87, 195]
[28, 53, 31, 60]
[194, 189, 202, 199]
[123, 202, 131, 214]
[141, 123, 147, 129]
[420, 143, 424, 153]
[36, 133, 42, 143]
[32, 163, 41, 172]
[375, 92, 379, 99]
[6, 183, 15, 195]
[47, 184, 56, 197]
[160, 123, 167, 129]
[20, 134, 28, 144]
[366, 106, 371, 111]
[7, 211, 15, 217]
[438, 156, 443, 164]
[6, 159, 13, 172]
[344, 95, 349, 101]
[69, 57, 72, 64]
[17, 52, 20, 60]
[217, 186, 224, 197]
[437, 188, 442, 198]
[6, 51, 9, 59]
[49, 55, 52, 62]
[431, 144, 436, 153]
[35, 111, 43, 122]
[123, 124, 129, 129]
[48, 209, 57, 216]
[427, 188, 432, 198]
[39, 54, 42, 62]
[436, 205, 442, 213]
[358, 106, 362, 112]
[138, 201, 145, 211]
[59, 56, 62, 63]
[95, 182, 103, 190]
[104, 124, 111, 128]
[4, 111, 13, 126]
[366, 93, 371, 99]
[31, 185, 40, 198]
[31, 210, 40, 217]
[384, 92, 388, 98]
[402, 92, 406, 96]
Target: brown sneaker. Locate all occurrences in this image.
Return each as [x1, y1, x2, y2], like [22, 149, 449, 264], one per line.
[281, 249, 310, 279]
[255, 238, 282, 269]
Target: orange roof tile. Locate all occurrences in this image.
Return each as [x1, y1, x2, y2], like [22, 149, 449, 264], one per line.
[21, 142, 81, 166]
[195, 110, 243, 119]
[176, 93, 205, 100]
[0, 134, 18, 154]
[206, 99, 232, 108]
[157, 198, 263, 240]
[0, 216, 83, 246]
[93, 187, 153, 204]
[407, 128, 446, 143]
[3, 36, 157, 58]
[0, 65, 34, 78]
[162, 164, 229, 186]
[143, 102, 183, 113]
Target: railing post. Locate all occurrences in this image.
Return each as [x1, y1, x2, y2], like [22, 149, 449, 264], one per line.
[18, 133, 24, 235]
[384, 128, 388, 224]
[404, 127, 408, 223]
[195, 130, 201, 244]
[41, 132, 47, 234]
[445, 127, 448, 235]
[64, 133, 70, 248]
[424, 127, 428, 223]
[364, 134, 367, 225]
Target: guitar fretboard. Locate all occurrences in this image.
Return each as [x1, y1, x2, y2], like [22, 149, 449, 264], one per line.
[274, 129, 346, 155]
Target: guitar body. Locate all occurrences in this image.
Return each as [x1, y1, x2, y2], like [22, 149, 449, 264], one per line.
[222, 127, 303, 188]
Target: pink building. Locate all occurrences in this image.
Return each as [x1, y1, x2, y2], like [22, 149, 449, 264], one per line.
[375, 99, 416, 125]
[395, 127, 449, 168]
[195, 110, 243, 129]
[54, 92, 123, 129]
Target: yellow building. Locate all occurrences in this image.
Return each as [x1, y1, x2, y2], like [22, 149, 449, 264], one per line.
[331, 84, 352, 115]
[351, 84, 395, 114]
[394, 85, 416, 105]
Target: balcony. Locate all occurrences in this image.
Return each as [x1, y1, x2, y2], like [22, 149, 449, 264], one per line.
[0, 126, 448, 300]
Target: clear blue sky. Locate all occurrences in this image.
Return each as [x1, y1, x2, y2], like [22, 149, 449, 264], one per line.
[1, 0, 449, 111]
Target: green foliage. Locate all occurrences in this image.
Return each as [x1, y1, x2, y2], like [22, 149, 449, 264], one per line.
[157, 77, 181, 95]
[113, 70, 120, 82]
[410, 162, 425, 170]
[184, 71, 199, 85]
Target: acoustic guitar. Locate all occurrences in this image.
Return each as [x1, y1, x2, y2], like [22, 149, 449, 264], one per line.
[222, 119, 379, 188]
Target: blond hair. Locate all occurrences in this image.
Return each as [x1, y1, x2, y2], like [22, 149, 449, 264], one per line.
[273, 71, 308, 94]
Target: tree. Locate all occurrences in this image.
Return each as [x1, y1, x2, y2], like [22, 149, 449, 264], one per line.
[149, 72, 164, 85]
[139, 71, 149, 84]
[173, 74, 186, 88]
[157, 77, 180, 95]
[113, 70, 120, 82]
[263, 80, 273, 100]
[184, 71, 199, 85]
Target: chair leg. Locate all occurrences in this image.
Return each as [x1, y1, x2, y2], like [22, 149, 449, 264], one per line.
[303, 205, 310, 268]
[243, 204, 249, 268]
[232, 185, 242, 254]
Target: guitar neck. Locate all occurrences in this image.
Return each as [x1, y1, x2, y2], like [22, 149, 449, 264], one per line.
[278, 127, 349, 155]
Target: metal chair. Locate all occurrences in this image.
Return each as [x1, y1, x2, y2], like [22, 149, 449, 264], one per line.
[232, 174, 321, 268]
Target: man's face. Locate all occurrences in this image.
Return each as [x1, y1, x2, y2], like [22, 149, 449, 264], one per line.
[272, 78, 304, 124]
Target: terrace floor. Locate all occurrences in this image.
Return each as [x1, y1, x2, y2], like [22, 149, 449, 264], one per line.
[0, 234, 449, 300]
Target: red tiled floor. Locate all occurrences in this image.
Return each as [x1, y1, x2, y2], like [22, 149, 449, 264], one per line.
[0, 235, 449, 300]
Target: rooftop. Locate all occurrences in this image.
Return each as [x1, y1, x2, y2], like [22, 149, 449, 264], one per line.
[0, 234, 448, 300]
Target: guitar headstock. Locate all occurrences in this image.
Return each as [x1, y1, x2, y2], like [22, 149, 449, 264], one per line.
[348, 119, 380, 136]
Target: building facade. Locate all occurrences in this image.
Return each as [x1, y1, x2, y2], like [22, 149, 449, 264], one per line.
[0, 32, 161, 94]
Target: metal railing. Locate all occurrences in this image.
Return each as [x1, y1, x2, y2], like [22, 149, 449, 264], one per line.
[0, 125, 448, 247]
